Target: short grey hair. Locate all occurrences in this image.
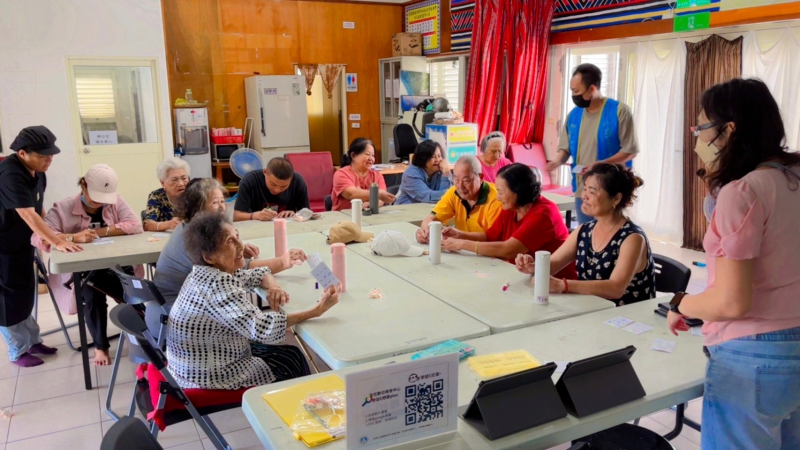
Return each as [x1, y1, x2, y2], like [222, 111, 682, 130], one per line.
[455, 155, 482, 175]
[156, 157, 191, 182]
[480, 131, 507, 153]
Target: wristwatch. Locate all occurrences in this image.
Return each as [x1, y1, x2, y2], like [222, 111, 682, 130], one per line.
[669, 292, 688, 315]
[66, 235, 74, 243]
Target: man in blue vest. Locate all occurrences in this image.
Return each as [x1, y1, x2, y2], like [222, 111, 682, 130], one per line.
[547, 63, 639, 224]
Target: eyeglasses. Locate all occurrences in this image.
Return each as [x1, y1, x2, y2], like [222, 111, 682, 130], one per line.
[690, 122, 720, 137]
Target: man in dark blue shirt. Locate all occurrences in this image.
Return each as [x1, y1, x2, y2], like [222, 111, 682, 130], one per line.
[0, 126, 82, 367]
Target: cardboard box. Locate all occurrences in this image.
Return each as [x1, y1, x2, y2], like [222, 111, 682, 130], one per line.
[392, 33, 423, 57]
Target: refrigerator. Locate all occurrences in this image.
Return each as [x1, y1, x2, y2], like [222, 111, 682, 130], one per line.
[245, 76, 310, 163]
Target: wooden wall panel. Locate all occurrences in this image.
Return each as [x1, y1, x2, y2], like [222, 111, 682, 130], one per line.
[162, 0, 403, 159]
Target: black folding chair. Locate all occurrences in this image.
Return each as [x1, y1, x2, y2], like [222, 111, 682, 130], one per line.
[653, 254, 692, 294]
[641, 254, 699, 440]
[105, 266, 169, 422]
[33, 249, 80, 350]
[101, 416, 163, 450]
[108, 304, 234, 450]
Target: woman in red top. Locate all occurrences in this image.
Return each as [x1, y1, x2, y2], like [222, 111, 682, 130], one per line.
[441, 163, 576, 279]
[331, 138, 396, 211]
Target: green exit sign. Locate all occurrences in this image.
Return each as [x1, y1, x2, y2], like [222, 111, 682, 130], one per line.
[677, 0, 712, 8]
[674, 12, 711, 32]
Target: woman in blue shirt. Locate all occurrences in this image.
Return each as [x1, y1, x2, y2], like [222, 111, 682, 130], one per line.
[395, 140, 453, 205]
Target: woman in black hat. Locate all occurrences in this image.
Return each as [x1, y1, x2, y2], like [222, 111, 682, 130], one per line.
[0, 125, 82, 367]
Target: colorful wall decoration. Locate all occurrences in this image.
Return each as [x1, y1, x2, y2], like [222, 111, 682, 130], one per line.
[406, 0, 441, 55]
[451, 0, 475, 52]
[552, 0, 721, 33]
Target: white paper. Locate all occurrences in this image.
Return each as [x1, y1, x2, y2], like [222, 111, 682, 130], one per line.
[346, 354, 459, 450]
[651, 339, 677, 353]
[92, 238, 114, 246]
[549, 361, 569, 374]
[127, 333, 137, 345]
[385, 79, 392, 98]
[307, 252, 323, 269]
[393, 79, 401, 98]
[571, 165, 585, 174]
[623, 323, 654, 335]
[310, 258, 340, 289]
[89, 130, 118, 145]
[604, 316, 634, 329]
[691, 327, 704, 337]
[132, 280, 143, 289]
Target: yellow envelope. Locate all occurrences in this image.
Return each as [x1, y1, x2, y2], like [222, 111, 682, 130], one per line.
[262, 374, 345, 448]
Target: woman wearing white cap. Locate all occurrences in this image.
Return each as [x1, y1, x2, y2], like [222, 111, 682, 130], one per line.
[32, 164, 144, 365]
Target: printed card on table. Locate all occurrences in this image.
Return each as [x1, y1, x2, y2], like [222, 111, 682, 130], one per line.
[604, 316, 634, 329]
[623, 323, 654, 335]
[650, 339, 677, 353]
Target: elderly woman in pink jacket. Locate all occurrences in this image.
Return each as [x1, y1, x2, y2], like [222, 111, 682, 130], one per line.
[32, 164, 143, 365]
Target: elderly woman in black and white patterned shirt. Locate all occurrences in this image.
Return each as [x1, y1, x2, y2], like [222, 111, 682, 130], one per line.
[166, 211, 340, 390]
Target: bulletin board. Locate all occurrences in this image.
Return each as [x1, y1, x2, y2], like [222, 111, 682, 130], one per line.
[406, 0, 441, 55]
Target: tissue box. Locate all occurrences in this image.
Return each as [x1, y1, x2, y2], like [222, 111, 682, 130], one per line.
[392, 33, 423, 57]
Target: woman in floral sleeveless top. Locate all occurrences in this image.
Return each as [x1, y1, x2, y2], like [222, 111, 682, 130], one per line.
[516, 163, 655, 306]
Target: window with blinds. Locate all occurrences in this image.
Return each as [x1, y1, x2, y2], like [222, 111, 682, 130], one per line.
[573, 52, 619, 98]
[75, 77, 116, 119]
[429, 59, 461, 112]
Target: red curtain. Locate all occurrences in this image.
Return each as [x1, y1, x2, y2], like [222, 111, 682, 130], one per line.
[465, 0, 554, 144]
[500, 0, 554, 144]
[463, 0, 507, 139]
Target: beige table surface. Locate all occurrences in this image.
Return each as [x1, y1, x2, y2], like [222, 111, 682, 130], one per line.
[341, 203, 435, 227]
[49, 232, 167, 274]
[342, 222, 613, 333]
[234, 211, 351, 241]
[246, 231, 490, 370]
[243, 298, 705, 450]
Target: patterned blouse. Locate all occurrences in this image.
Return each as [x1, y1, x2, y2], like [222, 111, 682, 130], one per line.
[576, 220, 656, 306]
[166, 265, 288, 390]
[144, 188, 174, 223]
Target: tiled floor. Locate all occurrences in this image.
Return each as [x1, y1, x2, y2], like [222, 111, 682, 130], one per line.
[0, 238, 707, 449]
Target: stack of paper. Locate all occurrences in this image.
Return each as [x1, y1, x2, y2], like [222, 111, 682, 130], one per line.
[467, 350, 541, 379]
[262, 374, 345, 447]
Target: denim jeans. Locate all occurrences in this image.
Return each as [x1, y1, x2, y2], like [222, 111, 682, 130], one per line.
[0, 314, 43, 361]
[574, 197, 594, 225]
[703, 326, 800, 449]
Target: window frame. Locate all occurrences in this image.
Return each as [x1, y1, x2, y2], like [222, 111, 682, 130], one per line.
[427, 54, 469, 113]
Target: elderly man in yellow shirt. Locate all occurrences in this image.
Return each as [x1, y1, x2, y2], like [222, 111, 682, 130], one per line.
[416, 154, 503, 244]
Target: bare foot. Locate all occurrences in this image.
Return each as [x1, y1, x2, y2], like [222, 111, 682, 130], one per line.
[93, 349, 112, 366]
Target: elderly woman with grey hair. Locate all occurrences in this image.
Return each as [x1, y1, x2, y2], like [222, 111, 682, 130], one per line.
[143, 157, 191, 231]
[478, 131, 513, 183]
[166, 211, 340, 390]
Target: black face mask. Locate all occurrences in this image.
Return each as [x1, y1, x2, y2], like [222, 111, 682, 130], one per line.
[572, 90, 592, 109]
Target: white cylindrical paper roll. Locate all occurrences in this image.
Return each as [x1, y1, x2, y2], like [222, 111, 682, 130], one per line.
[351, 199, 363, 227]
[534, 251, 551, 305]
[434, 111, 454, 120]
[429, 222, 442, 265]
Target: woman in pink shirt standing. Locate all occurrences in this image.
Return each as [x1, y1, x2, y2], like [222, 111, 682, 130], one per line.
[477, 131, 512, 183]
[331, 138, 396, 211]
[666, 79, 800, 449]
[32, 164, 143, 365]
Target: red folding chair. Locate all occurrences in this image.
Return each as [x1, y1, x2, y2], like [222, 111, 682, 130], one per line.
[285, 152, 335, 212]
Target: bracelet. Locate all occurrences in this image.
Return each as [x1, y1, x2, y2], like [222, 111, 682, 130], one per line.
[563, 279, 569, 293]
[250, 213, 254, 220]
[105, 226, 111, 237]
[156, 222, 161, 231]
[475, 241, 479, 255]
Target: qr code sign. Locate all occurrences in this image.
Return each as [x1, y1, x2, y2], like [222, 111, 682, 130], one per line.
[404, 379, 444, 425]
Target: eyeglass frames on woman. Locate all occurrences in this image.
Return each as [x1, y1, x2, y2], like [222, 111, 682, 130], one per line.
[690, 122, 720, 137]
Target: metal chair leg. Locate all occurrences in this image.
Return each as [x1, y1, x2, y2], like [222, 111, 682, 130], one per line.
[292, 328, 320, 374]
[105, 334, 126, 421]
